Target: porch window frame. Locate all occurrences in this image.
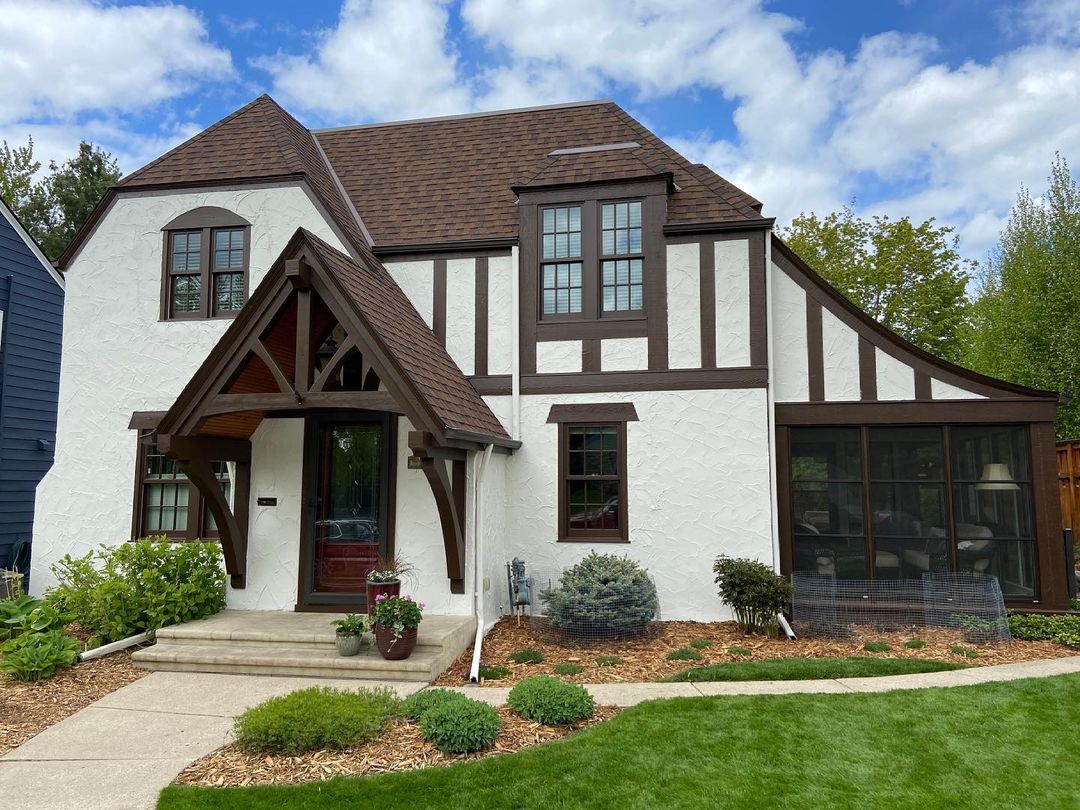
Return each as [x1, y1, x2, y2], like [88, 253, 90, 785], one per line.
[130, 434, 224, 542]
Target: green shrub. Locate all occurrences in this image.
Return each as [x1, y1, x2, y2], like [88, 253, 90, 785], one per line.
[419, 698, 501, 754]
[49, 538, 225, 642]
[727, 645, 752, 656]
[553, 662, 585, 676]
[951, 645, 979, 659]
[400, 688, 468, 721]
[478, 664, 511, 680]
[712, 556, 792, 637]
[905, 639, 926, 650]
[863, 641, 891, 653]
[508, 676, 595, 725]
[1071, 598, 1080, 612]
[689, 639, 712, 649]
[0, 595, 72, 640]
[1008, 613, 1080, 647]
[233, 686, 399, 754]
[540, 552, 658, 640]
[1, 630, 80, 681]
[510, 649, 544, 664]
[596, 655, 622, 667]
[666, 647, 703, 662]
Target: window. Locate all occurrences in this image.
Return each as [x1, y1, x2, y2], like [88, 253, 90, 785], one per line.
[541, 206, 583, 315]
[600, 201, 644, 313]
[133, 438, 232, 540]
[161, 207, 251, 320]
[560, 423, 627, 541]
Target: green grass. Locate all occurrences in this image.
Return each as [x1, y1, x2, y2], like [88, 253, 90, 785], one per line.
[689, 638, 712, 649]
[477, 665, 511, 681]
[665, 647, 703, 662]
[510, 649, 544, 664]
[553, 662, 585, 676]
[904, 639, 926, 650]
[595, 655, 622, 667]
[727, 645, 752, 656]
[862, 641, 891, 653]
[950, 645, 980, 659]
[664, 656, 969, 683]
[159, 674, 1080, 810]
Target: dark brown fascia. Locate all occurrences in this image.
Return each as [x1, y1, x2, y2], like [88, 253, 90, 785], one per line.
[664, 217, 775, 235]
[511, 171, 675, 196]
[372, 237, 517, 258]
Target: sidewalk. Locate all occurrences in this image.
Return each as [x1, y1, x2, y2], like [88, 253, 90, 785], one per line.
[2, 656, 1079, 809]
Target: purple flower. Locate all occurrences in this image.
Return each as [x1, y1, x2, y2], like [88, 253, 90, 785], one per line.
[375, 593, 386, 601]
[404, 595, 412, 601]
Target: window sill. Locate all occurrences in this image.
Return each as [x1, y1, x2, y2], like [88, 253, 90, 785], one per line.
[557, 536, 630, 544]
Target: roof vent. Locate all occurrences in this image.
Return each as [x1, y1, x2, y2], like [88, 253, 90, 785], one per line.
[547, 142, 641, 156]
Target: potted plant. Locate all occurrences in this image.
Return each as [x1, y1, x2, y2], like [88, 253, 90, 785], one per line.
[331, 613, 368, 657]
[365, 554, 415, 615]
[371, 593, 423, 660]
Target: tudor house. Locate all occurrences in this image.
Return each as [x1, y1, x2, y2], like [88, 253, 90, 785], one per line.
[30, 95, 1072, 630]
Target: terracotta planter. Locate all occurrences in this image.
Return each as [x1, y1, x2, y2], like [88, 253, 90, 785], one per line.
[335, 632, 363, 657]
[373, 625, 417, 660]
[366, 579, 401, 615]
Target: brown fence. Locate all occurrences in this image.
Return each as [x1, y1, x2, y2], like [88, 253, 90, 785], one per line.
[1058, 440, 1080, 531]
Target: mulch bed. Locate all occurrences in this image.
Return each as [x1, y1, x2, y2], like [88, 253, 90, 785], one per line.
[176, 705, 620, 788]
[435, 617, 1076, 686]
[0, 645, 149, 756]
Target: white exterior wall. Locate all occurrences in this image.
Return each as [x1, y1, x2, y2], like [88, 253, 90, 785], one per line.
[876, 348, 916, 400]
[600, 337, 648, 371]
[536, 340, 582, 374]
[715, 239, 751, 367]
[821, 308, 860, 400]
[487, 256, 514, 375]
[384, 260, 434, 328]
[444, 258, 476, 375]
[31, 184, 346, 593]
[666, 242, 701, 369]
[770, 264, 809, 402]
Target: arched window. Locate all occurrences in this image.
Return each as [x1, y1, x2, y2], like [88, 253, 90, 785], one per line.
[161, 207, 251, 320]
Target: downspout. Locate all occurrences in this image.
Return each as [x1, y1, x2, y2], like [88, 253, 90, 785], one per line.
[511, 245, 521, 441]
[469, 442, 495, 683]
[764, 233, 781, 572]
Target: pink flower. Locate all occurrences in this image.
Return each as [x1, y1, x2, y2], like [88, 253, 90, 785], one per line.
[404, 595, 412, 601]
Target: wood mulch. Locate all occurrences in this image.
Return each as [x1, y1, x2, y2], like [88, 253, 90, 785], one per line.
[176, 705, 620, 788]
[0, 641, 149, 756]
[435, 617, 1076, 686]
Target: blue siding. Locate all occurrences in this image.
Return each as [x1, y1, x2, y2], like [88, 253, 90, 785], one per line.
[0, 212, 64, 583]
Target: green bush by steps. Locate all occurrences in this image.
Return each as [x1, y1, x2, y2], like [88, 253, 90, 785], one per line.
[419, 697, 501, 754]
[508, 675, 595, 725]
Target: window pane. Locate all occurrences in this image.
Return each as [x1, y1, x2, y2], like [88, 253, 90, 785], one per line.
[568, 231, 581, 257]
[874, 538, 950, 579]
[555, 233, 568, 258]
[556, 207, 568, 231]
[953, 482, 1034, 539]
[615, 230, 628, 254]
[628, 201, 642, 227]
[601, 259, 644, 313]
[869, 427, 943, 480]
[956, 540, 1036, 598]
[602, 231, 615, 255]
[171, 275, 202, 315]
[790, 428, 862, 481]
[542, 234, 555, 259]
[543, 209, 555, 232]
[629, 228, 642, 252]
[870, 483, 946, 537]
[214, 272, 244, 313]
[601, 199, 643, 257]
[540, 262, 582, 315]
[602, 287, 615, 312]
[568, 207, 581, 231]
[793, 535, 867, 579]
[793, 482, 865, 535]
[615, 203, 628, 227]
[950, 426, 1030, 482]
[170, 230, 201, 275]
[601, 204, 614, 229]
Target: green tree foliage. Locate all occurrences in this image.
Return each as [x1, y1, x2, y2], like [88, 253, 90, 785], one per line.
[966, 155, 1080, 438]
[782, 207, 974, 362]
[0, 136, 121, 260]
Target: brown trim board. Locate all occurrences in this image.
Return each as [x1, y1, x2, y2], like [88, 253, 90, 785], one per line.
[699, 237, 716, 369]
[806, 298, 824, 402]
[775, 399, 1060, 426]
[859, 337, 878, 401]
[474, 256, 489, 376]
[433, 258, 447, 345]
[547, 402, 640, 423]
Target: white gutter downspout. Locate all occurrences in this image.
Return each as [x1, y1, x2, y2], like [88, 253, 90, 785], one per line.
[469, 443, 495, 683]
[511, 245, 521, 441]
[764, 233, 781, 572]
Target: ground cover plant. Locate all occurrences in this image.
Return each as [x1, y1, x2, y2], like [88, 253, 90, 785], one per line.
[477, 664, 511, 680]
[666, 647, 703, 662]
[1008, 612, 1080, 647]
[0, 630, 80, 681]
[508, 676, 594, 725]
[904, 639, 926, 649]
[689, 639, 711, 649]
[510, 649, 544, 664]
[665, 656, 969, 682]
[161, 674, 1080, 809]
[595, 655, 622, 667]
[951, 645, 979, 659]
[553, 662, 585, 676]
[863, 641, 891, 652]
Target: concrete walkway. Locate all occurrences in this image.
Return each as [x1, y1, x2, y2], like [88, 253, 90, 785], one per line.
[2, 656, 1079, 809]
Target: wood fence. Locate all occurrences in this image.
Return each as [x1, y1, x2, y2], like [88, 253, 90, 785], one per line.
[1058, 440, 1080, 532]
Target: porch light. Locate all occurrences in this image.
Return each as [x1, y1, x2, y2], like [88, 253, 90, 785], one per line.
[975, 463, 1020, 491]
[316, 335, 338, 364]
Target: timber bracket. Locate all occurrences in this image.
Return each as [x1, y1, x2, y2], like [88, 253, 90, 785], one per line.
[408, 431, 467, 594]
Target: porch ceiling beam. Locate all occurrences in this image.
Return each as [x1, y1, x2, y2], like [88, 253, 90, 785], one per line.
[203, 391, 404, 417]
[409, 431, 467, 594]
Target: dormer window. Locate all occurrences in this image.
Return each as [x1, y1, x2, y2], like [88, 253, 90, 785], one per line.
[541, 206, 583, 315]
[161, 207, 251, 320]
[600, 201, 643, 312]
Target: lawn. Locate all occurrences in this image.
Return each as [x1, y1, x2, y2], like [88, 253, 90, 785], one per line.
[665, 655, 969, 682]
[159, 674, 1080, 810]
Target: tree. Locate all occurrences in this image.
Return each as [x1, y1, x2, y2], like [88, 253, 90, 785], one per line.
[781, 207, 974, 363]
[0, 136, 121, 260]
[966, 155, 1080, 438]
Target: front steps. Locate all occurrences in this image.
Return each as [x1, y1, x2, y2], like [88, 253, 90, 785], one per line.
[132, 610, 475, 682]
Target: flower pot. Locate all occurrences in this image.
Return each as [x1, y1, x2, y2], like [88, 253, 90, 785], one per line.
[366, 579, 401, 615]
[373, 625, 417, 660]
[336, 632, 363, 657]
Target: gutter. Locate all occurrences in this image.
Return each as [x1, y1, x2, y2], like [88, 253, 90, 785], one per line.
[469, 443, 495, 683]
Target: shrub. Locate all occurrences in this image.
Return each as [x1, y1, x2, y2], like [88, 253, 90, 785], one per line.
[905, 639, 926, 650]
[863, 641, 891, 653]
[478, 664, 511, 680]
[690, 638, 712, 649]
[1008, 613, 1080, 647]
[400, 688, 468, 720]
[951, 645, 979, 659]
[596, 655, 622, 667]
[510, 649, 544, 664]
[553, 662, 585, 676]
[540, 552, 658, 640]
[712, 556, 792, 637]
[1, 630, 80, 681]
[233, 686, 399, 754]
[727, 645, 752, 656]
[666, 647, 703, 662]
[508, 676, 595, 725]
[419, 698, 501, 754]
[49, 538, 225, 642]
[1071, 598, 1080, 612]
[1, 595, 72, 640]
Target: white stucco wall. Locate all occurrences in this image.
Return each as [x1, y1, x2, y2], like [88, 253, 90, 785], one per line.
[715, 239, 751, 367]
[536, 340, 582, 374]
[31, 183, 346, 592]
[487, 255, 514, 375]
[600, 337, 648, 371]
[932, 378, 987, 400]
[876, 348, 916, 400]
[445, 258, 476, 376]
[384, 260, 434, 329]
[666, 242, 701, 369]
[821, 308, 860, 401]
[770, 264, 809, 402]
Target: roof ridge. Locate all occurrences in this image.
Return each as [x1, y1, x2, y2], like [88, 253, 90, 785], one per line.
[311, 99, 615, 134]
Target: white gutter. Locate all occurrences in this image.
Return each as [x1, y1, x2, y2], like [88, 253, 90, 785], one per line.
[511, 245, 521, 441]
[468, 442, 495, 683]
[764, 232, 781, 572]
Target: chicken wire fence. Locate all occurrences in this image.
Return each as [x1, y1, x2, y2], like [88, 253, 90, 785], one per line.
[790, 571, 1012, 644]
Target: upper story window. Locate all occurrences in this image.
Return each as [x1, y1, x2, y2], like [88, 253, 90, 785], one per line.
[542, 206, 583, 315]
[161, 207, 251, 321]
[600, 201, 643, 312]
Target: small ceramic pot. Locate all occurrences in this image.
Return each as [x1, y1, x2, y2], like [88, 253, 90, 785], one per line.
[335, 632, 363, 657]
[373, 625, 417, 660]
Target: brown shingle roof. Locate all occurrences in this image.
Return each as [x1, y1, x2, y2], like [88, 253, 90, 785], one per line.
[514, 145, 672, 189]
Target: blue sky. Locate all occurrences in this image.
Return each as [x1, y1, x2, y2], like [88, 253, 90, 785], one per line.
[2, 0, 1079, 258]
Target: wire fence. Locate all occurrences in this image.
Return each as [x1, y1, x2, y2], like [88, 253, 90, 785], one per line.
[791, 572, 1011, 644]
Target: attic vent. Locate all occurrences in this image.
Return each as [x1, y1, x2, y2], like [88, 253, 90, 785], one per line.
[547, 142, 641, 156]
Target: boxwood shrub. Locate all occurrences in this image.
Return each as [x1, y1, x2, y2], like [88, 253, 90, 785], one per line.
[419, 697, 501, 754]
[233, 686, 399, 754]
[540, 552, 658, 640]
[508, 675, 594, 725]
[1008, 613, 1080, 647]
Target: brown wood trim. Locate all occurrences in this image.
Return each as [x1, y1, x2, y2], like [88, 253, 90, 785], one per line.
[372, 238, 516, 259]
[516, 178, 671, 204]
[775, 399, 1061, 425]
[557, 419, 630, 543]
[468, 374, 512, 396]
[859, 337, 878, 401]
[128, 411, 168, 430]
[775, 425, 793, 576]
[699, 237, 716, 369]
[1032, 421, 1069, 608]
[294, 287, 312, 392]
[537, 318, 647, 341]
[522, 367, 767, 394]
[519, 202, 539, 375]
[547, 403, 639, 423]
[645, 192, 668, 370]
[806, 298, 824, 402]
[204, 391, 402, 418]
[582, 339, 601, 372]
[474, 256, 489, 376]
[748, 229, 767, 368]
[914, 370, 932, 400]
[663, 217, 775, 236]
[163, 206, 250, 231]
[433, 258, 447, 345]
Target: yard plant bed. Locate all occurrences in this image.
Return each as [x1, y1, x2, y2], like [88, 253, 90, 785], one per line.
[160, 674, 1080, 809]
[175, 705, 619, 788]
[0, 646, 147, 755]
[665, 655, 969, 682]
[435, 617, 1074, 686]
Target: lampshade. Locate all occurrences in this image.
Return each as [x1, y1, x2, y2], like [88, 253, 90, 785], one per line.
[975, 463, 1020, 491]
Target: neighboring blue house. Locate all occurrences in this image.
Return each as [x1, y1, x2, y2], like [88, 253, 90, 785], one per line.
[0, 196, 64, 586]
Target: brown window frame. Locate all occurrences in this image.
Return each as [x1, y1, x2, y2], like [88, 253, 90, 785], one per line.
[160, 207, 251, 321]
[131, 435, 229, 541]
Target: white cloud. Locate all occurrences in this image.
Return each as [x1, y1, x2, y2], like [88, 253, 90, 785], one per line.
[1016, 0, 1080, 45]
[0, 0, 234, 122]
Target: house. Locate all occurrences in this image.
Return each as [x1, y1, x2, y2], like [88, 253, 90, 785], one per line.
[29, 95, 1072, 631]
[0, 196, 64, 586]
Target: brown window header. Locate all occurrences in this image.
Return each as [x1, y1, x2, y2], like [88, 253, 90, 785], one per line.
[547, 403, 639, 424]
[162, 206, 251, 231]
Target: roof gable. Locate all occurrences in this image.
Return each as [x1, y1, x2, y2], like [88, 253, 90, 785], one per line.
[0, 196, 63, 289]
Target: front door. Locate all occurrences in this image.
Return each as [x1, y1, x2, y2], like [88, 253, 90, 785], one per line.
[301, 414, 393, 608]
